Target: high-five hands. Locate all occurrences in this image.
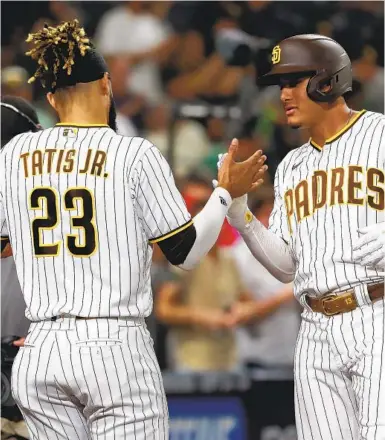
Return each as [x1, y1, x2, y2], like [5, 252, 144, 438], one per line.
[216, 139, 267, 199]
[213, 139, 267, 228]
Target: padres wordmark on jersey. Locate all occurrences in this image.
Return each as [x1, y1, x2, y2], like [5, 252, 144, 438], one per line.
[269, 110, 384, 303]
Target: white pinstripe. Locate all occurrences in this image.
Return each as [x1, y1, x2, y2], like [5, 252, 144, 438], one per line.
[0, 127, 188, 438]
[0, 128, 190, 321]
[11, 317, 168, 439]
[270, 111, 385, 439]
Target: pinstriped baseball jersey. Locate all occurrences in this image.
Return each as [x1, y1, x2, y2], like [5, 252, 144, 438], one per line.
[0, 124, 191, 321]
[269, 110, 384, 302]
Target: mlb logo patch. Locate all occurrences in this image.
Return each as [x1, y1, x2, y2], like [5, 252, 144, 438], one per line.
[63, 128, 78, 137]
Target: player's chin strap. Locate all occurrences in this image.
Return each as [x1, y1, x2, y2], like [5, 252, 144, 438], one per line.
[1, 102, 42, 131]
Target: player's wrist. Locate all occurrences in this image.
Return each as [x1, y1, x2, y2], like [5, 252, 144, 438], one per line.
[213, 186, 232, 208]
[227, 194, 248, 218]
[227, 198, 253, 232]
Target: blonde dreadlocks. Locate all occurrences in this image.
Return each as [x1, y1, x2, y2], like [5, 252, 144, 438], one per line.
[25, 19, 92, 91]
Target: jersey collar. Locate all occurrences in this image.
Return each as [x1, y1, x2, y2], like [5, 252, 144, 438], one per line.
[309, 109, 367, 151]
[56, 123, 109, 128]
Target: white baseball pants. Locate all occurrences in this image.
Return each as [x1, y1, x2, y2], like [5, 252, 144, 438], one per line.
[295, 298, 385, 440]
[11, 316, 169, 439]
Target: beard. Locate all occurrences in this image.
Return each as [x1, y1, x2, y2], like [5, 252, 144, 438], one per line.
[108, 92, 118, 132]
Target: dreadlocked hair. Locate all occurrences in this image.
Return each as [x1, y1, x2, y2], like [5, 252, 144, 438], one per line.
[25, 19, 91, 90]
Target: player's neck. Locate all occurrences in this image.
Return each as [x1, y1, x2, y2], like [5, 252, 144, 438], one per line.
[58, 105, 108, 126]
[309, 104, 355, 147]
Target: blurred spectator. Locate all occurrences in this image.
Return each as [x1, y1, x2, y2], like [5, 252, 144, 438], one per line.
[95, 1, 173, 104]
[155, 240, 252, 372]
[201, 117, 228, 175]
[180, 171, 213, 209]
[1, 65, 56, 128]
[163, 34, 247, 102]
[345, 79, 365, 111]
[236, 123, 265, 162]
[156, 2, 249, 102]
[328, 2, 384, 62]
[231, 188, 300, 369]
[155, 186, 255, 372]
[1, 66, 32, 102]
[106, 55, 145, 134]
[143, 104, 210, 179]
[149, 243, 177, 370]
[48, 0, 85, 25]
[239, 1, 310, 41]
[2, 2, 84, 73]
[352, 46, 384, 113]
[104, 55, 139, 137]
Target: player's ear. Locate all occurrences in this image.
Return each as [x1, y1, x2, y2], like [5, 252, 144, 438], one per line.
[99, 73, 110, 97]
[46, 92, 57, 111]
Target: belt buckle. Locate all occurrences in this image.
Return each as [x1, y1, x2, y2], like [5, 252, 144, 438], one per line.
[321, 293, 340, 316]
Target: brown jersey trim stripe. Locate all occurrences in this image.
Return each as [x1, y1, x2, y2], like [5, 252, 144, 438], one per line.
[149, 220, 193, 244]
[56, 123, 109, 128]
[309, 109, 367, 151]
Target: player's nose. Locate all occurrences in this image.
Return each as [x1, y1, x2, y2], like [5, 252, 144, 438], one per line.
[280, 86, 293, 103]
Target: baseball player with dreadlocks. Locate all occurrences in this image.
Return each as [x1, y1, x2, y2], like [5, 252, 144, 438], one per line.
[218, 34, 384, 439]
[0, 20, 266, 439]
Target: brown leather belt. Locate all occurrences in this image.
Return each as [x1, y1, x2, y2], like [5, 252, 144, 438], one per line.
[50, 315, 96, 321]
[306, 282, 384, 316]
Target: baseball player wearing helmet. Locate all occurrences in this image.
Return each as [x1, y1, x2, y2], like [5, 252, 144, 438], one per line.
[219, 34, 384, 440]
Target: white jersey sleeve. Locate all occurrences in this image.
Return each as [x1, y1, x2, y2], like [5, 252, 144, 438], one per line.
[135, 145, 192, 243]
[0, 152, 9, 240]
[268, 159, 290, 243]
[0, 192, 8, 239]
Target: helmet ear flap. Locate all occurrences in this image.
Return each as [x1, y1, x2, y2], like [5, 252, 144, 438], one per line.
[307, 66, 353, 103]
[307, 70, 337, 102]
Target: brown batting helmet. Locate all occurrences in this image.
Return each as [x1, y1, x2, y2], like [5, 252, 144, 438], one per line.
[259, 34, 353, 103]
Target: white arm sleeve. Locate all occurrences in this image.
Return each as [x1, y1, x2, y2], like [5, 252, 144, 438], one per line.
[178, 187, 232, 270]
[237, 217, 295, 283]
[227, 159, 296, 283]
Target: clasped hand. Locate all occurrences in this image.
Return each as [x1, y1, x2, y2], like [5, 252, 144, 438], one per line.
[215, 138, 267, 199]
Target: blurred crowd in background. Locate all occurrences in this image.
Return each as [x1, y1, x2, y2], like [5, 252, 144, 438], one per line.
[1, 1, 384, 374]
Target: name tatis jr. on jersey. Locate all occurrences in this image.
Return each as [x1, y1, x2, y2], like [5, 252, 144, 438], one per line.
[284, 165, 384, 234]
[19, 148, 109, 178]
